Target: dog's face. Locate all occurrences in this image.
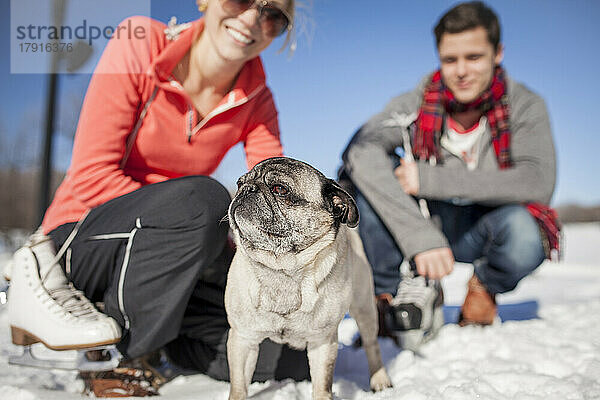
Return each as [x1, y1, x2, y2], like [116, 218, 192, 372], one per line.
[229, 157, 358, 256]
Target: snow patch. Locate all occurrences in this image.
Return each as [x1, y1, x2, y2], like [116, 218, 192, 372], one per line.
[0, 223, 599, 399]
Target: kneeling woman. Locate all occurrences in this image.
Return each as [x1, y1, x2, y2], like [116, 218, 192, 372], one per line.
[9, 0, 308, 393]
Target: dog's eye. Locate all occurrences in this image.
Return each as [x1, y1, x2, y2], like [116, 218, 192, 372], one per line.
[271, 184, 289, 196]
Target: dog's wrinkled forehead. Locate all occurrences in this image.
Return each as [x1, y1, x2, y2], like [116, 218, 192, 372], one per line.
[239, 157, 326, 202]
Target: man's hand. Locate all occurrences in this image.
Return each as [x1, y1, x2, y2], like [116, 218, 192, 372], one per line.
[413, 247, 454, 280]
[394, 160, 419, 195]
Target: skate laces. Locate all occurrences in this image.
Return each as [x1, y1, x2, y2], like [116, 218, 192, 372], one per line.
[392, 273, 436, 308]
[47, 284, 101, 319]
[33, 211, 101, 320]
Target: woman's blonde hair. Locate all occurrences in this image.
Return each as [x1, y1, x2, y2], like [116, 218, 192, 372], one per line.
[282, 0, 315, 56]
[279, 0, 295, 53]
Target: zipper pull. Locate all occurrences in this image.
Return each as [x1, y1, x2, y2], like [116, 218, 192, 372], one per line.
[187, 105, 193, 143]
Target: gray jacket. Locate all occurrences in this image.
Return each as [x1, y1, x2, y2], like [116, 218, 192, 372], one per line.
[342, 73, 556, 260]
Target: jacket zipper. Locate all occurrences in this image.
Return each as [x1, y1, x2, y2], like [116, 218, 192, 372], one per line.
[190, 84, 265, 138]
[167, 77, 266, 143]
[187, 106, 194, 143]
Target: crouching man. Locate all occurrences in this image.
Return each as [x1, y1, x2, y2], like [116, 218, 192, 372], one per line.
[340, 1, 559, 347]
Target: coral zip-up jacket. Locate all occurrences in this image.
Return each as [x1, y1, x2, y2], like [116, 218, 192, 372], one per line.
[42, 17, 283, 234]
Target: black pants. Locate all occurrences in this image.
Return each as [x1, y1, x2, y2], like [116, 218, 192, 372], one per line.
[49, 176, 309, 381]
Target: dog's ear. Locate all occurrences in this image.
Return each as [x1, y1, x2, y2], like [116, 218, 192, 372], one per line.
[323, 180, 359, 228]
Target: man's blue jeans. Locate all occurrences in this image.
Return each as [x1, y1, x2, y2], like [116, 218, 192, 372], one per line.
[355, 190, 546, 296]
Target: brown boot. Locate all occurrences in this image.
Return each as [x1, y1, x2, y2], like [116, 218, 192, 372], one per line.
[354, 293, 400, 347]
[376, 293, 397, 340]
[458, 274, 497, 326]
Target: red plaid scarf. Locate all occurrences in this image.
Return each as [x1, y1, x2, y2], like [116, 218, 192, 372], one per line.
[413, 66, 561, 258]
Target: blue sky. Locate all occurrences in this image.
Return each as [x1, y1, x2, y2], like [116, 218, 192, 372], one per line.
[1, 0, 599, 206]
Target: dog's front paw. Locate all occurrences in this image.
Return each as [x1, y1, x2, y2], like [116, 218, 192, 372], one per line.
[370, 367, 392, 392]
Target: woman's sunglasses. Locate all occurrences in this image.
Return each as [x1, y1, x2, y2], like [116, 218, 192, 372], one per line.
[220, 0, 292, 37]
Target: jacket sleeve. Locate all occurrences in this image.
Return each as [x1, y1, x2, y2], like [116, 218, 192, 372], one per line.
[417, 86, 556, 205]
[243, 87, 283, 169]
[342, 89, 449, 260]
[67, 17, 157, 209]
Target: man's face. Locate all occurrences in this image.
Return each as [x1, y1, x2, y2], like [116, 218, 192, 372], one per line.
[438, 26, 503, 104]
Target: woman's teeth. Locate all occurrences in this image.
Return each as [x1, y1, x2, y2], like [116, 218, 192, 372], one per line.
[227, 27, 253, 44]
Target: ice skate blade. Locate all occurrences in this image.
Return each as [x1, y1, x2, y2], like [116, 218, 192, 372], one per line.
[11, 326, 120, 350]
[9, 345, 121, 371]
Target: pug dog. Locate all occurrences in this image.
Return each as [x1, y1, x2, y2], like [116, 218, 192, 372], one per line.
[225, 157, 392, 400]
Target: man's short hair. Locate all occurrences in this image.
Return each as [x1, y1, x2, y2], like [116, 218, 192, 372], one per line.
[434, 1, 501, 50]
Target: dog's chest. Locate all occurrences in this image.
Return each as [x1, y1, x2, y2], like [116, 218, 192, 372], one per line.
[260, 298, 343, 349]
[251, 266, 350, 347]
[254, 269, 303, 315]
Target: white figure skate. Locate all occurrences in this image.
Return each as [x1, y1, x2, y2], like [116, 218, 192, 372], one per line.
[7, 230, 122, 371]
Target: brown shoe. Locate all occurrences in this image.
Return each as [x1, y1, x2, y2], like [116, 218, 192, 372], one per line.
[81, 351, 167, 397]
[458, 274, 497, 326]
[376, 293, 396, 339]
[353, 293, 399, 347]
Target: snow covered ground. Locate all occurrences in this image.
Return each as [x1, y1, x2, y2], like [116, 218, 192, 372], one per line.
[0, 223, 599, 399]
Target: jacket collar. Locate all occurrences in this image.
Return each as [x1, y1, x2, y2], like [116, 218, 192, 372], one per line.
[151, 18, 267, 103]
